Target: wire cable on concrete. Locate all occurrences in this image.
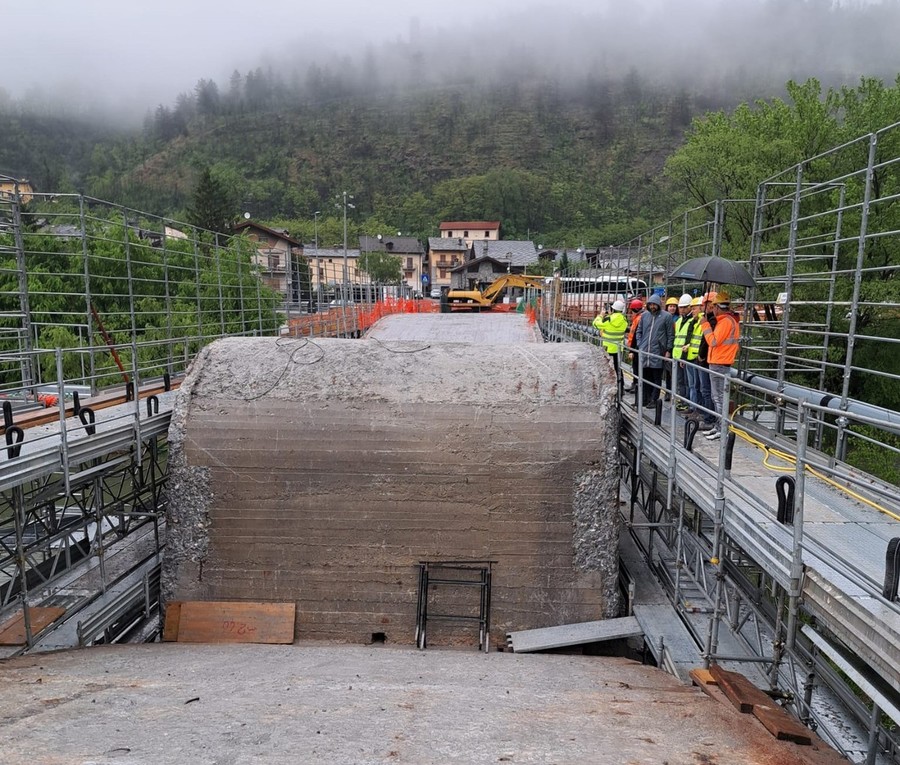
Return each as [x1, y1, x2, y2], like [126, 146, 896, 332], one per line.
[242, 337, 326, 402]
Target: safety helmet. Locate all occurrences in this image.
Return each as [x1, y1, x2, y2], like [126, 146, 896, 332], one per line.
[629, 298, 644, 311]
[691, 296, 703, 307]
[665, 297, 679, 306]
[611, 300, 626, 312]
[678, 293, 692, 308]
[716, 290, 731, 305]
[702, 291, 717, 304]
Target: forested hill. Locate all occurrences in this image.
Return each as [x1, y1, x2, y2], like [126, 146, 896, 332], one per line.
[55, 73, 705, 243]
[4, 0, 900, 244]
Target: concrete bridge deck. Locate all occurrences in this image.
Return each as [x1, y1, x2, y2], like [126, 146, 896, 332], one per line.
[0, 642, 844, 765]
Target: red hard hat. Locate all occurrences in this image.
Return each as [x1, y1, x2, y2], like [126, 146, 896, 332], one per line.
[629, 299, 644, 311]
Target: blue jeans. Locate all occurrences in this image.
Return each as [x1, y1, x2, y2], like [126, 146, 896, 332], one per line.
[698, 363, 715, 423]
[685, 362, 701, 412]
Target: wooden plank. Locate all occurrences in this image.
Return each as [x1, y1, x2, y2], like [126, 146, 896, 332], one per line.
[0, 606, 66, 645]
[753, 703, 813, 745]
[1, 380, 180, 435]
[699, 666, 814, 747]
[162, 601, 182, 642]
[173, 601, 295, 644]
[689, 668, 716, 687]
[709, 664, 774, 714]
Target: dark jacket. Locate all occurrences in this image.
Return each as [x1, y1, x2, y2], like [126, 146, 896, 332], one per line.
[635, 308, 675, 369]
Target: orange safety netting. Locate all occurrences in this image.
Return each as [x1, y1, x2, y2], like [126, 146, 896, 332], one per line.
[356, 297, 439, 330]
[287, 299, 439, 338]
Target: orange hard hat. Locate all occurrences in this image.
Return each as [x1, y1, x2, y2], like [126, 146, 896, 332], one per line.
[702, 291, 718, 304]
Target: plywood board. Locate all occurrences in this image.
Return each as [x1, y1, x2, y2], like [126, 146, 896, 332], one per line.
[171, 601, 295, 644]
[0, 606, 66, 645]
[162, 601, 182, 642]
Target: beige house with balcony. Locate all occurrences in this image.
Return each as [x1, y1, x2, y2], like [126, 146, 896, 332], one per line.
[234, 221, 303, 300]
[427, 237, 470, 290]
[307, 246, 361, 299]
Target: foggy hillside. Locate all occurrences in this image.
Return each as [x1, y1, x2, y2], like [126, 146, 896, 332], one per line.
[2, 0, 898, 123]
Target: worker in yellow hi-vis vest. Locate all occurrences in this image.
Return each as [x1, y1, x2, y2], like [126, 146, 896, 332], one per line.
[593, 299, 628, 391]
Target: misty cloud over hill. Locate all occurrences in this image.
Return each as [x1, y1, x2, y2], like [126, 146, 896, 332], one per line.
[3, 0, 898, 123]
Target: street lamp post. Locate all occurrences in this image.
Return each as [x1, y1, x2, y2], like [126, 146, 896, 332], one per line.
[338, 192, 355, 304]
[313, 210, 320, 312]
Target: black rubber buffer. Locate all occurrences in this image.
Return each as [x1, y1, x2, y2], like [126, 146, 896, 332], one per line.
[684, 419, 699, 451]
[884, 538, 900, 602]
[79, 406, 97, 436]
[776, 476, 796, 525]
[725, 431, 737, 471]
[5, 426, 24, 459]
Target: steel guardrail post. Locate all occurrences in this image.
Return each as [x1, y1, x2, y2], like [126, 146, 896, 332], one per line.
[786, 399, 809, 652]
[56, 348, 71, 496]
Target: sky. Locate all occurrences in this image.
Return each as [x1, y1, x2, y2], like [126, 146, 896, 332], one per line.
[3, 0, 895, 120]
[4, 0, 527, 104]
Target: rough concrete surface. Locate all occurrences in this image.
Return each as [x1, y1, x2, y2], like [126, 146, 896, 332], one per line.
[0, 643, 840, 765]
[364, 313, 543, 344]
[163, 336, 620, 646]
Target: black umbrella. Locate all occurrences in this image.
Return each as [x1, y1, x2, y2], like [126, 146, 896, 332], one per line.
[669, 255, 755, 288]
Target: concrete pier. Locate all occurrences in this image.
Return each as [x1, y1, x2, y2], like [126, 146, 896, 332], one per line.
[163, 333, 620, 646]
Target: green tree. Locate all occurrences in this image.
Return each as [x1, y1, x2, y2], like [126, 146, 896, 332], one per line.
[358, 252, 402, 284]
[664, 79, 841, 243]
[185, 167, 238, 236]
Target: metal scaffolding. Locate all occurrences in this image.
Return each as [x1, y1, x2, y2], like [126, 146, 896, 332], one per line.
[539, 122, 900, 764]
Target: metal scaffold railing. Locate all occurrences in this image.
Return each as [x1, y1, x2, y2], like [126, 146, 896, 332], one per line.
[538, 122, 900, 765]
[0, 185, 440, 655]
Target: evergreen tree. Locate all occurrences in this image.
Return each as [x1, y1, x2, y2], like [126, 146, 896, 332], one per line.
[186, 168, 236, 235]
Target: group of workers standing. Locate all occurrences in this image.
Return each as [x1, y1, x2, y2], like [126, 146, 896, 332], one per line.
[593, 289, 741, 441]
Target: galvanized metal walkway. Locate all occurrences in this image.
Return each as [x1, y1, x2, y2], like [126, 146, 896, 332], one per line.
[623, 402, 900, 696]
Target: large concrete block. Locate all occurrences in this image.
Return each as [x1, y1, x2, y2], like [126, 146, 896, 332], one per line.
[163, 336, 621, 646]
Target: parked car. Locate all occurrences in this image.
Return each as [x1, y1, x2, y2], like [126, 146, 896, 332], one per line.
[430, 287, 442, 299]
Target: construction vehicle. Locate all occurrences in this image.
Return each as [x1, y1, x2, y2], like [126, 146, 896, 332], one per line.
[445, 273, 546, 310]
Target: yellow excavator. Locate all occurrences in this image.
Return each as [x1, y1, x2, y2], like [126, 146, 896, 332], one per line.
[445, 273, 546, 310]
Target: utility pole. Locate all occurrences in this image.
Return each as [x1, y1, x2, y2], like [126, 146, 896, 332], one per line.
[338, 192, 355, 303]
[313, 210, 320, 311]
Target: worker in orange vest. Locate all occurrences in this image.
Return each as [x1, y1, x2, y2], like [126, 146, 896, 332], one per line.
[699, 290, 741, 440]
[625, 298, 644, 395]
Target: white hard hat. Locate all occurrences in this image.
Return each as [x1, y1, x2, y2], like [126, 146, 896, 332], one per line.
[678, 293, 693, 308]
[611, 300, 626, 312]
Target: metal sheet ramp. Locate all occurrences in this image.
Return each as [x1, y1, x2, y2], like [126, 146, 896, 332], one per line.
[507, 616, 642, 653]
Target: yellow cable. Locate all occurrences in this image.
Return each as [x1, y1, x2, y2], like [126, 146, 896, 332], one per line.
[727, 420, 900, 523]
